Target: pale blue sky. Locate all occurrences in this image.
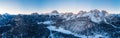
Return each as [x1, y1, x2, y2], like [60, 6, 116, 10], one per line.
[0, 0, 120, 14]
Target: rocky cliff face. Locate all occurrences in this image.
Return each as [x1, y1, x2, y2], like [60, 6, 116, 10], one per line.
[0, 10, 120, 38]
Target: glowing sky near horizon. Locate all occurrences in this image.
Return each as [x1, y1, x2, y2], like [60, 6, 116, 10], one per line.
[0, 0, 120, 14]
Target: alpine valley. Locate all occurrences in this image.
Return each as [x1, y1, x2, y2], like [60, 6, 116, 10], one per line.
[0, 9, 120, 38]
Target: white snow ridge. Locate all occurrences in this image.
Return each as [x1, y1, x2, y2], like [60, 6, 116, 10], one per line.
[37, 21, 55, 24]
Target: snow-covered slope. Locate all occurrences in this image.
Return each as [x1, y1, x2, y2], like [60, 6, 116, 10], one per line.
[0, 10, 120, 38]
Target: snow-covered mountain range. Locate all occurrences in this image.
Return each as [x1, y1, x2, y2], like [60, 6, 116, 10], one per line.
[0, 10, 120, 38]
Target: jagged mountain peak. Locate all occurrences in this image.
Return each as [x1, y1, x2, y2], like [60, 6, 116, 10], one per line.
[0, 10, 120, 38]
[51, 10, 59, 14]
[59, 9, 108, 23]
[31, 13, 39, 15]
